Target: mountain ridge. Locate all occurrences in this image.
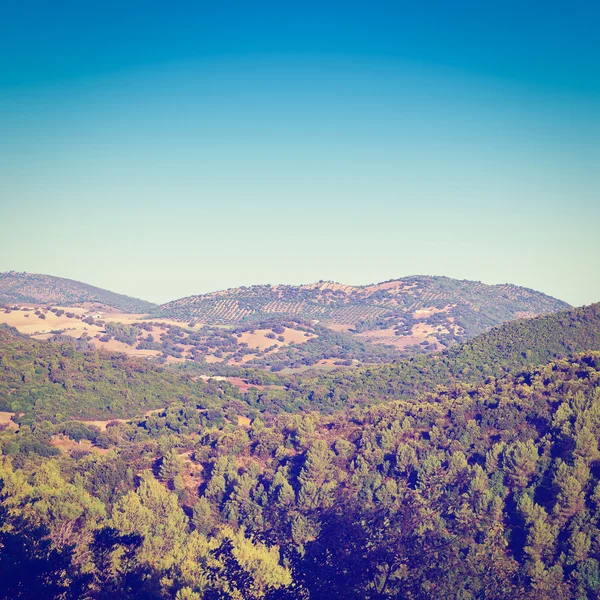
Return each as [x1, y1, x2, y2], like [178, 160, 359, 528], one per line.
[176, 274, 562, 297]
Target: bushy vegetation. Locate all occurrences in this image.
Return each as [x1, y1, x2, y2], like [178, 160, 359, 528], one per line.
[2, 352, 600, 598]
[99, 318, 404, 370]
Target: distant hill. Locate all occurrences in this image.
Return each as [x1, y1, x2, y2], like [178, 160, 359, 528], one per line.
[0, 273, 572, 371]
[0, 272, 156, 313]
[152, 276, 570, 350]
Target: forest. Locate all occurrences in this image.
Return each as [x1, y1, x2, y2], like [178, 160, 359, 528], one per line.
[1, 304, 600, 598]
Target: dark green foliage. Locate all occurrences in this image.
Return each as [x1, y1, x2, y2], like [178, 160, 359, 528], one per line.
[0, 479, 88, 599]
[4, 352, 600, 598]
[262, 302, 600, 412]
[0, 516, 85, 599]
[0, 329, 242, 422]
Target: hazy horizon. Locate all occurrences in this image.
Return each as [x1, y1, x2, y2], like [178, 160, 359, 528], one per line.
[2, 2, 599, 306]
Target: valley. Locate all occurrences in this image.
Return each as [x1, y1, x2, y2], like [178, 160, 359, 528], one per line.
[2, 6, 595, 598]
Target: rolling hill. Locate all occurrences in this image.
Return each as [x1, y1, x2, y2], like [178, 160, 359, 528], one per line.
[0, 271, 156, 313]
[152, 275, 570, 351]
[0, 325, 243, 423]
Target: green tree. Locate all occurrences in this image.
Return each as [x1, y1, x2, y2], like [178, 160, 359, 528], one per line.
[159, 449, 184, 482]
[111, 470, 188, 570]
[504, 440, 538, 488]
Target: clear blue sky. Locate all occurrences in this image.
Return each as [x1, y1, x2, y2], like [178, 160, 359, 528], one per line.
[1, 1, 599, 305]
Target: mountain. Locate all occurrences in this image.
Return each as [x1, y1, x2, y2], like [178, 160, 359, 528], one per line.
[152, 275, 569, 351]
[0, 271, 156, 313]
[0, 273, 572, 371]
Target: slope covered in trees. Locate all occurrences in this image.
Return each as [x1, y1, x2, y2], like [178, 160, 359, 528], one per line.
[0, 271, 156, 313]
[0, 273, 571, 370]
[0, 327, 244, 424]
[2, 301, 598, 427]
[2, 352, 600, 598]
[257, 302, 600, 413]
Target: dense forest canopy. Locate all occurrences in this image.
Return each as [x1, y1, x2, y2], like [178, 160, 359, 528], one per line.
[2, 351, 600, 598]
[0, 302, 599, 598]
[0, 327, 245, 424]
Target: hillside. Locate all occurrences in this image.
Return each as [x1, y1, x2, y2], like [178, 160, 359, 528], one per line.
[152, 276, 569, 352]
[253, 302, 600, 413]
[0, 271, 156, 313]
[0, 327, 246, 424]
[2, 348, 600, 598]
[4, 301, 599, 423]
[0, 275, 570, 372]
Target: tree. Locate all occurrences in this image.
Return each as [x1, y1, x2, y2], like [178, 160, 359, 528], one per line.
[0, 512, 85, 600]
[214, 527, 292, 598]
[504, 440, 538, 488]
[552, 460, 587, 525]
[298, 440, 336, 509]
[192, 497, 217, 536]
[159, 449, 184, 482]
[111, 471, 188, 570]
[518, 494, 556, 565]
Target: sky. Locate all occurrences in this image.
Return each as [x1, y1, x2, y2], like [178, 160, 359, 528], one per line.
[1, 1, 599, 306]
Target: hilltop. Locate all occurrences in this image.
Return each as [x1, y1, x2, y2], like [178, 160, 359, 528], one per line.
[0, 271, 156, 313]
[153, 276, 569, 332]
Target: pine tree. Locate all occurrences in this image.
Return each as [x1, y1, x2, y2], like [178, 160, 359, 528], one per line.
[159, 449, 184, 482]
[504, 440, 538, 488]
